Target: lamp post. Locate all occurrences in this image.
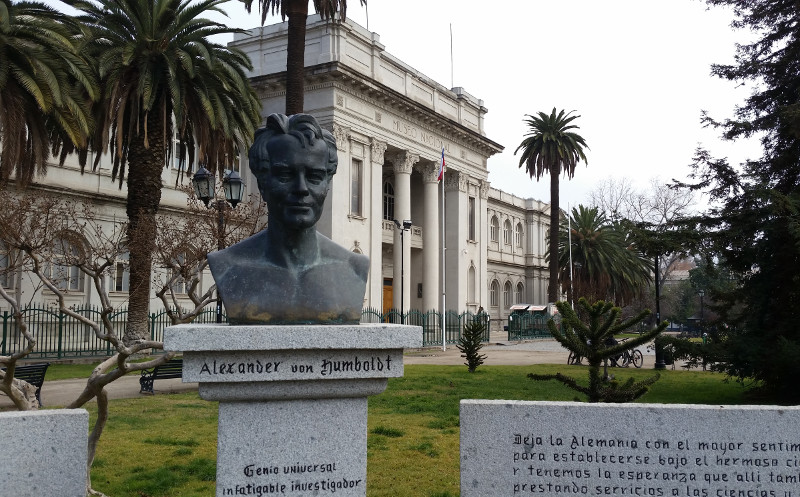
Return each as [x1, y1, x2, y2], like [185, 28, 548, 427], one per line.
[654, 255, 666, 370]
[698, 289, 705, 333]
[393, 219, 412, 324]
[192, 167, 243, 323]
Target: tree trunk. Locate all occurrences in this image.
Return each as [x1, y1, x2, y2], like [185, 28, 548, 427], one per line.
[284, 0, 308, 115]
[548, 164, 560, 303]
[124, 111, 165, 345]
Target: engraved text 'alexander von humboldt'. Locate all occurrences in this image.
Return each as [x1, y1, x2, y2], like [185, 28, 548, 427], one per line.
[197, 355, 393, 377]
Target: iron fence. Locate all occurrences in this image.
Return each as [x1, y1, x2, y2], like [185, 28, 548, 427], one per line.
[361, 308, 490, 347]
[506, 312, 558, 341]
[1, 305, 490, 359]
[1, 304, 222, 360]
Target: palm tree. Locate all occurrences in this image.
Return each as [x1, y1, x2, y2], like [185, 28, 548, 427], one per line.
[68, 0, 262, 343]
[0, 0, 96, 186]
[558, 205, 652, 305]
[515, 108, 589, 303]
[242, 0, 365, 114]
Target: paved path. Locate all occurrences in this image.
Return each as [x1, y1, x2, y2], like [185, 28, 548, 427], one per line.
[1, 333, 662, 410]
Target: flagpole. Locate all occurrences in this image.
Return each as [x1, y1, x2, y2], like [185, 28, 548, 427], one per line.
[568, 203, 574, 309]
[450, 23, 454, 89]
[440, 148, 446, 351]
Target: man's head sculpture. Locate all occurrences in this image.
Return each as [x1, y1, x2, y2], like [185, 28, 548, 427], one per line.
[249, 114, 338, 227]
[207, 113, 369, 325]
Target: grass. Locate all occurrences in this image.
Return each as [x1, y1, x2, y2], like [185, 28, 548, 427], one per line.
[44, 362, 101, 381]
[81, 364, 751, 497]
[42, 357, 166, 381]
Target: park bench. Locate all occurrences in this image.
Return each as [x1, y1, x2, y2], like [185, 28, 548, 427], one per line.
[1, 363, 50, 406]
[139, 357, 183, 394]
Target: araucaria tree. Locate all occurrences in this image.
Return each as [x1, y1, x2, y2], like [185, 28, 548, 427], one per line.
[676, 0, 800, 399]
[67, 0, 262, 344]
[530, 299, 666, 403]
[457, 320, 488, 373]
[241, 0, 365, 114]
[516, 108, 588, 303]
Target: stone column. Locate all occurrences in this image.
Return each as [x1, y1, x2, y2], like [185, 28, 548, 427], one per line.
[389, 151, 418, 314]
[369, 140, 387, 311]
[165, 323, 421, 497]
[421, 163, 440, 312]
[444, 171, 469, 312]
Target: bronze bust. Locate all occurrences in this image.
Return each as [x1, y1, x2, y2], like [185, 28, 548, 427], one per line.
[208, 114, 369, 325]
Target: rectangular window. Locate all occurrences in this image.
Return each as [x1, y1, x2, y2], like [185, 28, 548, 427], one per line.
[50, 239, 84, 292]
[351, 159, 363, 216]
[468, 197, 476, 241]
[53, 263, 83, 291]
[169, 252, 187, 295]
[0, 245, 12, 289]
[113, 250, 130, 292]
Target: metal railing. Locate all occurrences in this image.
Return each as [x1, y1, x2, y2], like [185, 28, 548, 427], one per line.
[1, 304, 222, 360]
[506, 312, 559, 341]
[361, 307, 490, 346]
[1, 304, 490, 359]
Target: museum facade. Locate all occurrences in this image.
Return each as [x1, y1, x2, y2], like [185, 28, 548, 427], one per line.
[0, 15, 552, 327]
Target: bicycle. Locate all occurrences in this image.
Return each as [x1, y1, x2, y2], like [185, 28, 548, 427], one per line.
[614, 338, 643, 368]
[565, 338, 643, 368]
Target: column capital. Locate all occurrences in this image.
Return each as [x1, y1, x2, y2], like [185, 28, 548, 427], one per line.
[370, 139, 387, 164]
[445, 170, 469, 192]
[421, 162, 441, 184]
[388, 151, 419, 175]
[479, 179, 490, 199]
[333, 123, 350, 153]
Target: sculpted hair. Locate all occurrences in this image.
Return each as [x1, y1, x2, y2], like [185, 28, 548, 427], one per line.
[249, 114, 338, 178]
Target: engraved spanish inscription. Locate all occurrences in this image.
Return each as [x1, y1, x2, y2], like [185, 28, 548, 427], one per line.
[461, 401, 800, 497]
[220, 460, 363, 496]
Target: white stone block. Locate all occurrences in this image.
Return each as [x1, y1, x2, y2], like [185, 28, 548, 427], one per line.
[0, 409, 88, 497]
[461, 400, 800, 497]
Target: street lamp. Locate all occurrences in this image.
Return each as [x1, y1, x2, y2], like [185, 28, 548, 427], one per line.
[654, 255, 665, 370]
[393, 219, 412, 324]
[698, 290, 705, 333]
[192, 167, 243, 323]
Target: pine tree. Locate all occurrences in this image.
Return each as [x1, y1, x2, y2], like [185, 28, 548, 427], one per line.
[674, 0, 800, 399]
[530, 299, 666, 402]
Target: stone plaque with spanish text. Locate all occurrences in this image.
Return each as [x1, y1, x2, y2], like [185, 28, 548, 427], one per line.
[461, 400, 800, 497]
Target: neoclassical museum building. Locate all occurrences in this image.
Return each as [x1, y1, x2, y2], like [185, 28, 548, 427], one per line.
[1, 15, 551, 327]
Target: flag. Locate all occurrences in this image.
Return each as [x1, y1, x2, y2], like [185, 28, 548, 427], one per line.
[437, 148, 445, 181]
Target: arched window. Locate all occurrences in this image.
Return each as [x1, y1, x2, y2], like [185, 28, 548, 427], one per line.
[503, 220, 512, 245]
[490, 280, 500, 307]
[467, 266, 476, 303]
[490, 216, 499, 242]
[515, 223, 523, 248]
[515, 282, 524, 304]
[49, 235, 84, 292]
[503, 281, 512, 308]
[382, 181, 395, 221]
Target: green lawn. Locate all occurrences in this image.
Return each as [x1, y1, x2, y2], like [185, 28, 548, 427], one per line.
[84, 364, 751, 497]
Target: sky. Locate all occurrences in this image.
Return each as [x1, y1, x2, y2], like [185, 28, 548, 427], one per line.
[45, 0, 761, 211]
[211, 0, 761, 211]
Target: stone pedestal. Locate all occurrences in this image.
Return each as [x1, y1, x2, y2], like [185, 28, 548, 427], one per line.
[164, 323, 420, 497]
